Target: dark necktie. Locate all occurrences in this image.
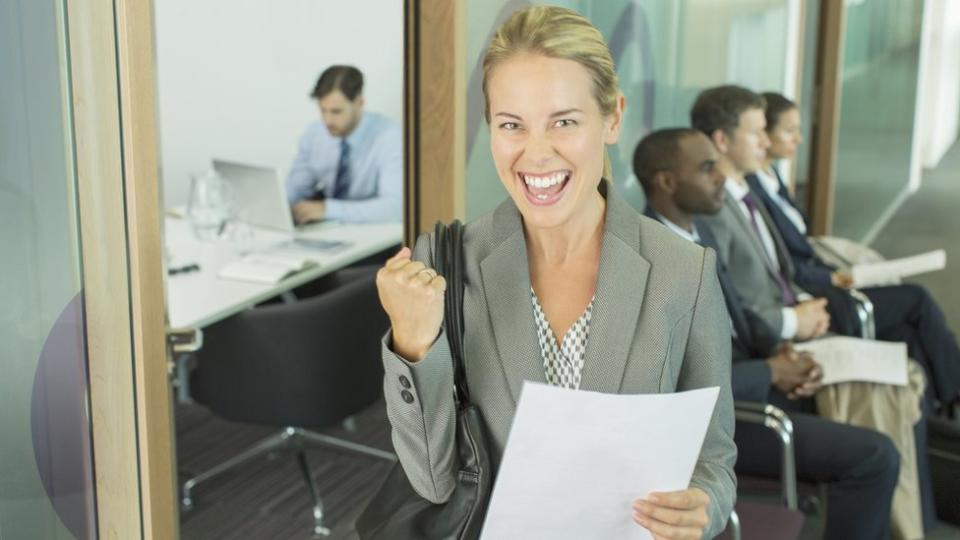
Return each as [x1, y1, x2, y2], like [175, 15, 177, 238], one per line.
[332, 139, 351, 199]
[741, 192, 797, 305]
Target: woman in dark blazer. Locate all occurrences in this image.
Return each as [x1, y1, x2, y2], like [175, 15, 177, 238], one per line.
[375, 6, 735, 538]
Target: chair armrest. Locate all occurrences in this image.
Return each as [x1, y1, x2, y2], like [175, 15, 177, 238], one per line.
[847, 288, 876, 340]
[734, 401, 798, 509]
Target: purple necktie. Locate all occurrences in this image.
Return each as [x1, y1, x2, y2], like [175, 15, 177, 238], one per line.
[741, 192, 797, 305]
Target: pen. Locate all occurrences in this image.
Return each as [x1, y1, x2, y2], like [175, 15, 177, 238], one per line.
[168, 263, 200, 276]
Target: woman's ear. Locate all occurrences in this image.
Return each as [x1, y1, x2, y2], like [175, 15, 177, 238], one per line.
[604, 92, 626, 144]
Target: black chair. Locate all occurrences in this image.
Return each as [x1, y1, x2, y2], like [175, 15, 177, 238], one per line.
[718, 402, 807, 540]
[182, 267, 395, 536]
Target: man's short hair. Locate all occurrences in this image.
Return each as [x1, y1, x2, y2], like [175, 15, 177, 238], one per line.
[690, 85, 766, 138]
[632, 128, 701, 195]
[311, 65, 364, 100]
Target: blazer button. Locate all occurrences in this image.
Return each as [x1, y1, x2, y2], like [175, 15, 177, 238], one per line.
[401, 390, 415, 404]
[399, 375, 411, 389]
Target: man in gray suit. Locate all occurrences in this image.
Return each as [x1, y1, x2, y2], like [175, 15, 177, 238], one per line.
[633, 127, 901, 540]
[690, 85, 830, 342]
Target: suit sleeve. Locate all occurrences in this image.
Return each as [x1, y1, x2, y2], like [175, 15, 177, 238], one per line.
[731, 336, 773, 403]
[744, 309, 781, 356]
[678, 248, 737, 538]
[791, 255, 835, 288]
[380, 232, 458, 503]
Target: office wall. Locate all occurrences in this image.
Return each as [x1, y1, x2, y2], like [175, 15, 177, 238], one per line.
[155, 0, 404, 208]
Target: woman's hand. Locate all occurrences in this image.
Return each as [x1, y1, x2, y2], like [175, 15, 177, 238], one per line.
[632, 487, 710, 539]
[376, 247, 447, 362]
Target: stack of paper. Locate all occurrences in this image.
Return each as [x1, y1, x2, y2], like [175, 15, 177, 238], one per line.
[480, 383, 719, 540]
[794, 336, 908, 386]
[851, 250, 946, 288]
[218, 254, 317, 284]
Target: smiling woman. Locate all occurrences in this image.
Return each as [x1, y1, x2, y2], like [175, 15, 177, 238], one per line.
[374, 5, 735, 539]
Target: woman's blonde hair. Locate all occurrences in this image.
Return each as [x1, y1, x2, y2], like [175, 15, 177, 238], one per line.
[482, 6, 620, 180]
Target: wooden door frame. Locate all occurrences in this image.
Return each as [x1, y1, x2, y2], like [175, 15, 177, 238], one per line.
[806, 0, 845, 235]
[404, 0, 466, 244]
[68, 0, 177, 537]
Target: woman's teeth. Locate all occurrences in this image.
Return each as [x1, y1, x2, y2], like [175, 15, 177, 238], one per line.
[522, 172, 567, 188]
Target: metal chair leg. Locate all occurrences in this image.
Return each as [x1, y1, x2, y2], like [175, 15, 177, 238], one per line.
[295, 444, 331, 537]
[180, 425, 396, 535]
[181, 429, 294, 509]
[297, 429, 396, 462]
[728, 508, 742, 540]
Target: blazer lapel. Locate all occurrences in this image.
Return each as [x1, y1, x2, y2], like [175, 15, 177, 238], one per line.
[479, 201, 546, 405]
[724, 194, 782, 282]
[579, 190, 649, 394]
[749, 194, 797, 281]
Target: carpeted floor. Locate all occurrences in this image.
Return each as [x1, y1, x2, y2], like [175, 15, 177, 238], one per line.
[177, 399, 393, 540]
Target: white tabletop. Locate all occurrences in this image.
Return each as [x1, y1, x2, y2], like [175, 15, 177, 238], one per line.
[165, 217, 402, 329]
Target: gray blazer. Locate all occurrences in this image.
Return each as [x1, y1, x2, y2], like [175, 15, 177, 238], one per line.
[700, 189, 805, 335]
[381, 185, 736, 537]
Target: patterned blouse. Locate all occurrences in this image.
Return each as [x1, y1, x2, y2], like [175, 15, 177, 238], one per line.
[531, 287, 594, 390]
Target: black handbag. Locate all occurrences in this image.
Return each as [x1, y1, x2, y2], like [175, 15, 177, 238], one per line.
[356, 220, 495, 540]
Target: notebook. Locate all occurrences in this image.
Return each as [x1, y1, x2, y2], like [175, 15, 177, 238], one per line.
[218, 254, 318, 284]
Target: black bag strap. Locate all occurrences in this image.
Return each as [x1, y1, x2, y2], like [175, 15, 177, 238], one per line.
[434, 220, 470, 408]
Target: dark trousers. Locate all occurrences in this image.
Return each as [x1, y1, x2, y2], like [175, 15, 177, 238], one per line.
[865, 284, 960, 409]
[735, 393, 900, 540]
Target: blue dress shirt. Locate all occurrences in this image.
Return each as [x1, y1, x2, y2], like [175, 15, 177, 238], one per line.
[286, 111, 402, 223]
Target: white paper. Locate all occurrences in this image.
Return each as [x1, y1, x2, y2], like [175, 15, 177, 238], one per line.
[794, 336, 908, 386]
[851, 249, 946, 288]
[480, 383, 720, 540]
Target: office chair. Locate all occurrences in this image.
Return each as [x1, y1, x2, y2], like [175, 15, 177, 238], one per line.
[718, 401, 807, 540]
[182, 266, 396, 536]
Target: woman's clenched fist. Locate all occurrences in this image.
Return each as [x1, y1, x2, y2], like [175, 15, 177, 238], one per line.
[376, 247, 447, 362]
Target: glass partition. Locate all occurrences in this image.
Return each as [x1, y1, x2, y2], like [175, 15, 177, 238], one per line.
[465, 0, 795, 220]
[831, 0, 924, 240]
[0, 0, 98, 537]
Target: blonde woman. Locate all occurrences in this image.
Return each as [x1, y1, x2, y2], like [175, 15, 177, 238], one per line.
[376, 6, 735, 537]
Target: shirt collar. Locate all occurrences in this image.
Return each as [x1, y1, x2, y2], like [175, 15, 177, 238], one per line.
[755, 168, 782, 198]
[724, 176, 751, 201]
[344, 111, 371, 146]
[653, 211, 700, 244]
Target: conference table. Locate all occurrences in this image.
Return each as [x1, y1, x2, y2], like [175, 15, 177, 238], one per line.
[165, 215, 402, 330]
[164, 215, 402, 400]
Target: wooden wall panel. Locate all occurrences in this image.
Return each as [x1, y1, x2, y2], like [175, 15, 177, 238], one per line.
[114, 0, 179, 537]
[66, 0, 143, 537]
[405, 0, 466, 244]
[68, 0, 177, 537]
[807, 1, 845, 235]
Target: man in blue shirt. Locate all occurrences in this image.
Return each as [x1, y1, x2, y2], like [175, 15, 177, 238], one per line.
[286, 65, 402, 223]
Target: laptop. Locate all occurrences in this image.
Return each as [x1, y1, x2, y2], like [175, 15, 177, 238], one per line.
[212, 160, 350, 252]
[212, 159, 297, 233]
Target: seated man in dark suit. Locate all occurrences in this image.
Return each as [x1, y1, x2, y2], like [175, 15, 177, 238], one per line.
[690, 85, 960, 418]
[752, 91, 960, 417]
[634, 127, 904, 540]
